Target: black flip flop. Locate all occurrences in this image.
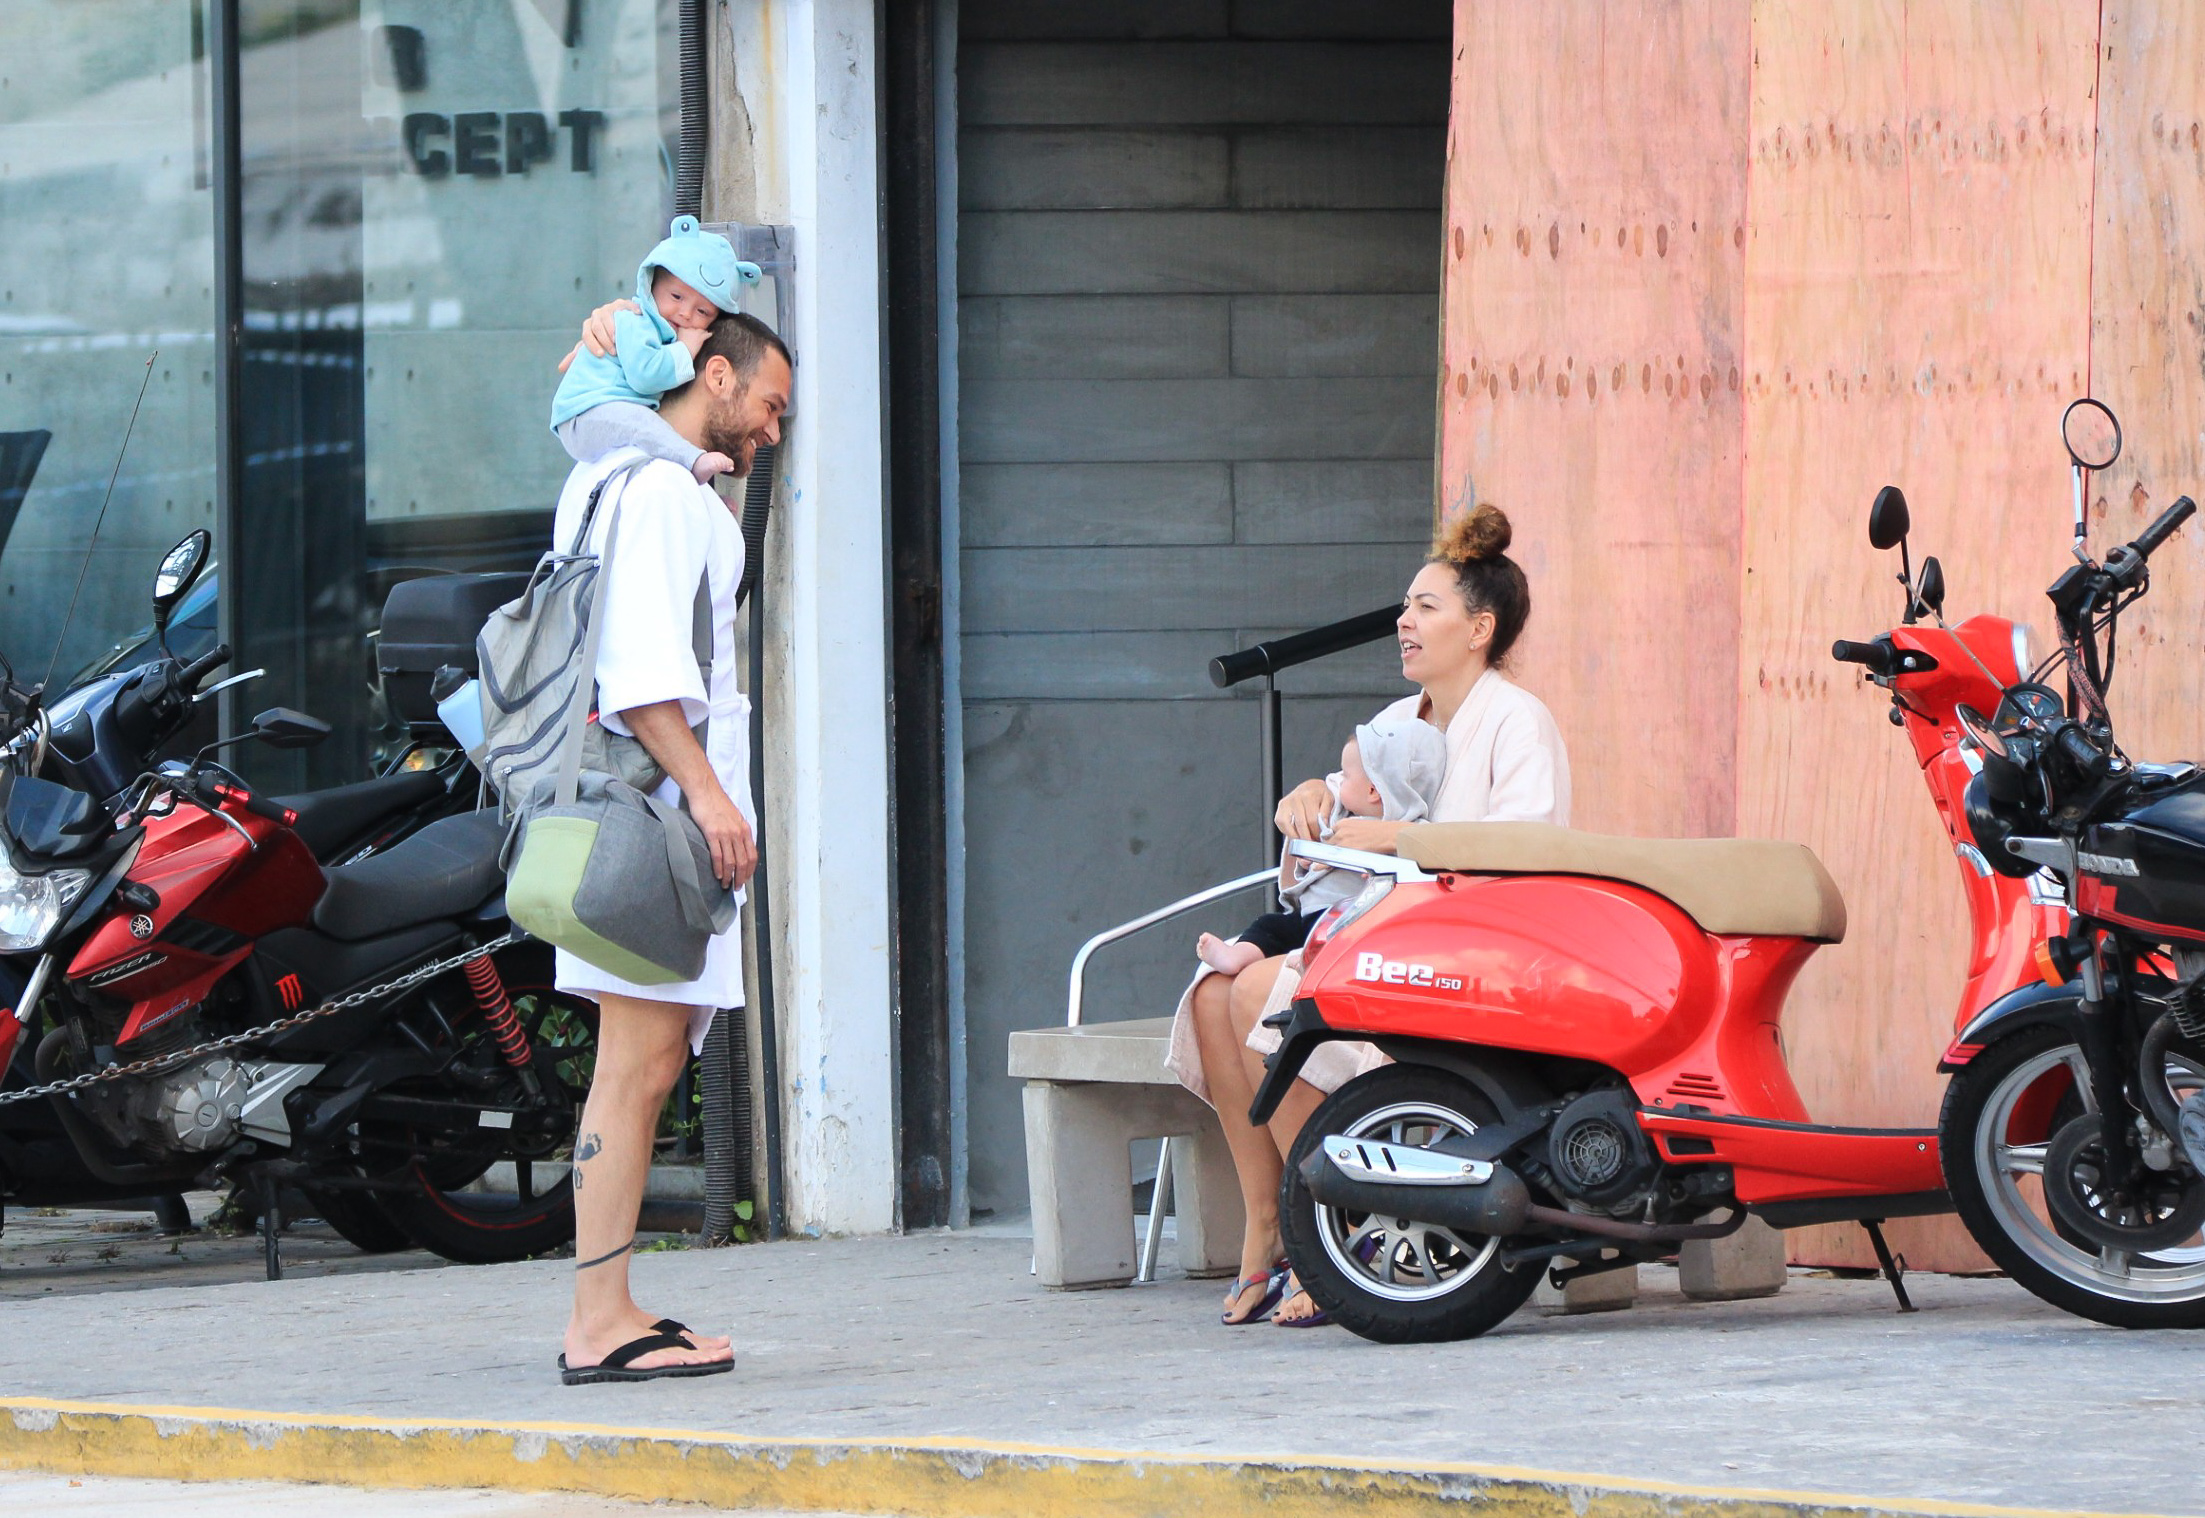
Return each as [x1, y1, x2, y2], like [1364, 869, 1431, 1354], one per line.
[558, 1331, 734, 1386]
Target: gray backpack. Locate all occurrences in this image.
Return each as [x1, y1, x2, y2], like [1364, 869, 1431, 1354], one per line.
[473, 460, 707, 814]
[474, 463, 735, 985]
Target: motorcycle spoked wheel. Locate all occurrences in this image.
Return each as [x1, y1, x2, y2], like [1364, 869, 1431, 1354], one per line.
[1942, 1024, 2205, 1328]
[1280, 1064, 1541, 1344]
[352, 948, 598, 1266]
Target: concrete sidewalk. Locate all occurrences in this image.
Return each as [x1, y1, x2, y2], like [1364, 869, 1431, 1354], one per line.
[0, 1233, 2193, 1517]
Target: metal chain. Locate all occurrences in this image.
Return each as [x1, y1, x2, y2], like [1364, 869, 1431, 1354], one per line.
[0, 931, 527, 1109]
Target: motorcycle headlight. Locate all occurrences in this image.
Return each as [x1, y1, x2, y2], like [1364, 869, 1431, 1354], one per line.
[1302, 872, 1395, 959]
[0, 855, 92, 952]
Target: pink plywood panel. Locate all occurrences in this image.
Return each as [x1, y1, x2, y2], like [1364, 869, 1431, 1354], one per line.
[1739, 0, 2099, 1270]
[2084, 4, 2205, 768]
[1439, 0, 1750, 839]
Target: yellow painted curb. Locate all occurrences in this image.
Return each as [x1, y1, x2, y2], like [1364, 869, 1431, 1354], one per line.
[0, 1397, 2174, 1518]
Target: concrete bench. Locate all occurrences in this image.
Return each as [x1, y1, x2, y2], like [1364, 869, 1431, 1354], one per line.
[1008, 1016, 1788, 1304]
[1009, 1017, 1243, 1290]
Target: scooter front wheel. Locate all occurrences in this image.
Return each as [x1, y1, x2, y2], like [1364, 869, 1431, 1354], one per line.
[1943, 1024, 2205, 1328]
[1281, 1064, 1540, 1343]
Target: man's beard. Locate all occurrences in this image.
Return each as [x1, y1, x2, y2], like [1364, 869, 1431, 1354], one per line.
[704, 398, 760, 476]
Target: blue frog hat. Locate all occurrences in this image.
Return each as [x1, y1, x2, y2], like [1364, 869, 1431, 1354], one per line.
[635, 214, 761, 315]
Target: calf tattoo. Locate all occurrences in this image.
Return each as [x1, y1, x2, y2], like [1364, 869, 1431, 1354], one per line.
[572, 1131, 602, 1191]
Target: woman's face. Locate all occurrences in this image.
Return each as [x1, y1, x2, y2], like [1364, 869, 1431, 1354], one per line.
[1398, 562, 1494, 687]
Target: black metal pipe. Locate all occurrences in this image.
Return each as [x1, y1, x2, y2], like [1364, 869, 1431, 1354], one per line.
[1258, 678, 1281, 870]
[207, 0, 245, 745]
[738, 441, 786, 1241]
[674, 0, 707, 219]
[1209, 605, 1399, 689]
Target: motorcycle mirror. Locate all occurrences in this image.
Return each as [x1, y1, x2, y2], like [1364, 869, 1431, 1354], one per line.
[2061, 397, 2122, 472]
[1955, 703, 2011, 763]
[1868, 486, 1911, 551]
[1915, 556, 1946, 621]
[150, 529, 211, 638]
[248, 706, 331, 750]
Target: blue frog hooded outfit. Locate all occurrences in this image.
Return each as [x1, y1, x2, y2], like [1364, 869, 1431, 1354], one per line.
[550, 216, 761, 430]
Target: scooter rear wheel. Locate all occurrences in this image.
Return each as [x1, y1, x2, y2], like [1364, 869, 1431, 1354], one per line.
[1943, 1024, 2205, 1328]
[1281, 1064, 1540, 1343]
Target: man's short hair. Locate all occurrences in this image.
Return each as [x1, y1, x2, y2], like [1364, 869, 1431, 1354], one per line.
[683, 310, 791, 394]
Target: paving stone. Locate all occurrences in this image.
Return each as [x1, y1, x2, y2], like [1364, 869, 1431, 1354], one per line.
[0, 1232, 2188, 1515]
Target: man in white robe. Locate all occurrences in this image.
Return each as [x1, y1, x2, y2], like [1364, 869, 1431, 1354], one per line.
[551, 311, 791, 1383]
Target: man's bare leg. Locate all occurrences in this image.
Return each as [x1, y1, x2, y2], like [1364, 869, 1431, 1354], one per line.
[562, 992, 732, 1370]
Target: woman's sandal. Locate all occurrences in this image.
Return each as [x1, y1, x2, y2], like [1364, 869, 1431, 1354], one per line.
[1220, 1266, 1289, 1326]
[558, 1331, 734, 1385]
[1271, 1282, 1331, 1329]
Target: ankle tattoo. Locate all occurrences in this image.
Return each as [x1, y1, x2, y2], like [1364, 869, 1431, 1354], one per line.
[574, 1240, 634, 1271]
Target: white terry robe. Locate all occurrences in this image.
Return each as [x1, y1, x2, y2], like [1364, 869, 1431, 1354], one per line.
[549, 448, 752, 1049]
[1165, 668, 1572, 1103]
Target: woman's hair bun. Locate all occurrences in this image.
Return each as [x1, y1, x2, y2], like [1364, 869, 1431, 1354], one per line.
[1432, 503, 1512, 564]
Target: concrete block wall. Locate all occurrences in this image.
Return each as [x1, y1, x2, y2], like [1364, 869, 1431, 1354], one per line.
[956, 0, 1452, 1217]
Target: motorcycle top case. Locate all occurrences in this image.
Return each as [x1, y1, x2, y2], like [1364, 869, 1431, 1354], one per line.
[378, 573, 531, 731]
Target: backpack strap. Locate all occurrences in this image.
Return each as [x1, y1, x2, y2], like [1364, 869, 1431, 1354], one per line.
[553, 467, 722, 812]
[550, 469, 641, 808]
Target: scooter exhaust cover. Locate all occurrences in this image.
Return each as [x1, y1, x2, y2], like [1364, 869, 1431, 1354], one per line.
[1299, 1148, 1531, 1236]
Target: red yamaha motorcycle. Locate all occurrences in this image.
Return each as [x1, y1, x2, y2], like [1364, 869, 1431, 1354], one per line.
[1255, 407, 2182, 1342]
[0, 531, 590, 1270]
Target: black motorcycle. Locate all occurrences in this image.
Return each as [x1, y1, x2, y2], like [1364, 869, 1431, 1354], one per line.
[1935, 398, 2205, 1326]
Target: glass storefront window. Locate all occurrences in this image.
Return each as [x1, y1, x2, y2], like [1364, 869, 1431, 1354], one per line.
[0, 4, 217, 693]
[4, 0, 683, 788]
[235, 0, 682, 786]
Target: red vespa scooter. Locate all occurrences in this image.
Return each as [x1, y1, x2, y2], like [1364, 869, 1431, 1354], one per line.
[1253, 486, 2065, 1343]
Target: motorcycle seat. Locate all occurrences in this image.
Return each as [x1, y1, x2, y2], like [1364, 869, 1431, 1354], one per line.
[313, 809, 505, 942]
[273, 770, 446, 861]
[1399, 822, 1847, 942]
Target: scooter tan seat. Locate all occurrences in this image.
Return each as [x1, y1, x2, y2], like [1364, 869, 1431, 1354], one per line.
[1398, 822, 1847, 942]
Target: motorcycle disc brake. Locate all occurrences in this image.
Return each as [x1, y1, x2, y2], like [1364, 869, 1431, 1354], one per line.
[2042, 1112, 2205, 1253]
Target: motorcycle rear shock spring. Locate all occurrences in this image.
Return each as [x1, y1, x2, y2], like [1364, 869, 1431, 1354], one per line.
[463, 955, 532, 1070]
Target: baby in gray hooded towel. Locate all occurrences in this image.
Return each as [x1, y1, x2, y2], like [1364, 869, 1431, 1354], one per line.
[1195, 714, 1447, 976]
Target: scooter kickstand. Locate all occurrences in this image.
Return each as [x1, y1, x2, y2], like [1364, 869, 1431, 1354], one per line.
[1861, 1219, 1914, 1312]
[258, 1175, 283, 1283]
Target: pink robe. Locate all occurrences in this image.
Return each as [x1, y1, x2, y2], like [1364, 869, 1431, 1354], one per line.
[1165, 669, 1571, 1103]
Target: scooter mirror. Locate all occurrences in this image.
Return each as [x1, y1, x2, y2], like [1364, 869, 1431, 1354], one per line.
[1915, 556, 1946, 620]
[2061, 397, 2121, 472]
[1868, 486, 1911, 551]
[248, 706, 331, 750]
[151, 529, 211, 626]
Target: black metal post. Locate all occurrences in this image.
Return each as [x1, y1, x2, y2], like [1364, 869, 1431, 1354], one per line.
[1260, 675, 1282, 879]
[737, 447, 787, 1242]
[207, 0, 244, 745]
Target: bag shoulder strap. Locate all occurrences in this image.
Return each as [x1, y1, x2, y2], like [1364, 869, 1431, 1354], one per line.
[548, 463, 647, 808]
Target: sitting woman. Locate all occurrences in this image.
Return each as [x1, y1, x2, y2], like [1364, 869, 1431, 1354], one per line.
[1166, 503, 1571, 1326]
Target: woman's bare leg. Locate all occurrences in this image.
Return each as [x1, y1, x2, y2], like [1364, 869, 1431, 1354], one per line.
[1225, 960, 1331, 1325]
[1224, 958, 1325, 1157]
[1191, 970, 1286, 1321]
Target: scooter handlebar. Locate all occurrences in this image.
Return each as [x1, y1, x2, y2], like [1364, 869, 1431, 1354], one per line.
[178, 644, 232, 693]
[1831, 638, 1894, 676]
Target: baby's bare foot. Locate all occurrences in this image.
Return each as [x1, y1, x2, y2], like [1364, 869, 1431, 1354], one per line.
[1196, 933, 1264, 976]
[692, 450, 735, 481]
